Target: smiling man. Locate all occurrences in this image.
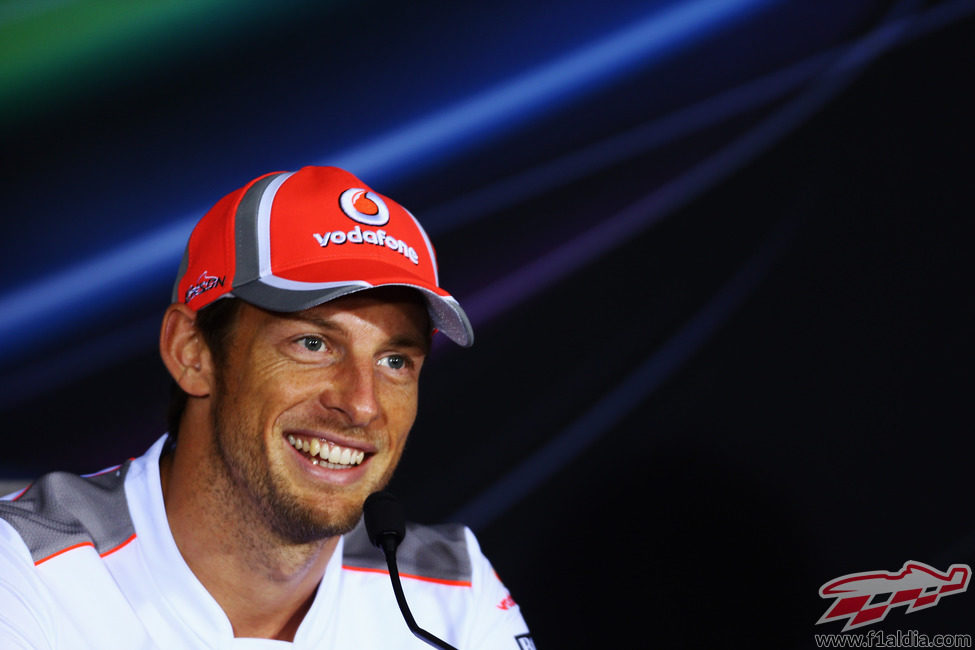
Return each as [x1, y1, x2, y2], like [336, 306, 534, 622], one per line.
[0, 166, 533, 648]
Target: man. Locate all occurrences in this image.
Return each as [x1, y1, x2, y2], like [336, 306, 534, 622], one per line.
[0, 166, 533, 648]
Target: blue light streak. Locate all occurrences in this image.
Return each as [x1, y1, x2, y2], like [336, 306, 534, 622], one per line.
[0, 0, 774, 366]
[0, 219, 192, 365]
[329, 0, 776, 180]
[449, 0, 975, 531]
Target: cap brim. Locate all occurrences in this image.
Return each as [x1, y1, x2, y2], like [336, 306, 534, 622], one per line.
[231, 279, 474, 347]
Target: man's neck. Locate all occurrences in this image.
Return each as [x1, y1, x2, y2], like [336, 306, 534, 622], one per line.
[159, 445, 340, 641]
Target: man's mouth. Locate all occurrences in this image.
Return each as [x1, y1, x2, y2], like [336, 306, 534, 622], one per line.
[287, 434, 367, 469]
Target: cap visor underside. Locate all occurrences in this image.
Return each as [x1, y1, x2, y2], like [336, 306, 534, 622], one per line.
[231, 280, 474, 347]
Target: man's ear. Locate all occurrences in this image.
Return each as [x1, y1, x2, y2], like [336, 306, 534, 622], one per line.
[159, 303, 213, 397]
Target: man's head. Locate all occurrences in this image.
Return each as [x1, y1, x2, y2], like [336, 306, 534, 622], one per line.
[164, 166, 472, 438]
[159, 167, 470, 540]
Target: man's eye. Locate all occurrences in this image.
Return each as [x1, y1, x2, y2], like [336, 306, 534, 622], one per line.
[381, 355, 408, 370]
[299, 336, 325, 352]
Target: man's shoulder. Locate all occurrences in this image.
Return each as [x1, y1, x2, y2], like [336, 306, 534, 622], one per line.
[342, 519, 474, 586]
[0, 463, 135, 564]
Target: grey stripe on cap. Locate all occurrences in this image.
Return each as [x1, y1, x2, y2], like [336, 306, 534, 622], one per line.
[342, 518, 472, 584]
[0, 463, 134, 563]
[233, 171, 293, 287]
[233, 280, 371, 313]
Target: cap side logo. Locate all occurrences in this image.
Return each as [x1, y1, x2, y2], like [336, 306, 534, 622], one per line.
[339, 188, 389, 226]
[185, 271, 226, 304]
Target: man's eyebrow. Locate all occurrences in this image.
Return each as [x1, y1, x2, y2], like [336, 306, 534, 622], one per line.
[285, 313, 344, 333]
[387, 334, 430, 355]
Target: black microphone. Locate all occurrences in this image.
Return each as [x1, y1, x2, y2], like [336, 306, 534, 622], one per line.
[363, 491, 459, 650]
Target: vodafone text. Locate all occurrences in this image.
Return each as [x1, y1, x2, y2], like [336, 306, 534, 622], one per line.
[313, 226, 419, 265]
[814, 630, 972, 648]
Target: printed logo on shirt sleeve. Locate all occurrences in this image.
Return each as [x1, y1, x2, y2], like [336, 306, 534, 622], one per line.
[497, 593, 517, 610]
[515, 633, 536, 649]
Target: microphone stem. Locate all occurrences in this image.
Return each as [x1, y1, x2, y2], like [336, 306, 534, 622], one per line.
[380, 536, 459, 650]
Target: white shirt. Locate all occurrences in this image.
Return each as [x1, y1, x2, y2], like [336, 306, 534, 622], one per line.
[0, 436, 532, 649]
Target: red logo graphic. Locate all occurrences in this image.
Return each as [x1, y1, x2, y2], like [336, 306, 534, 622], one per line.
[339, 188, 389, 226]
[817, 560, 970, 631]
[497, 594, 517, 610]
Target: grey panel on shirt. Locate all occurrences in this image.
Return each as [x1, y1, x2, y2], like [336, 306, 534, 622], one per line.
[0, 461, 473, 585]
[343, 519, 473, 584]
[0, 462, 134, 563]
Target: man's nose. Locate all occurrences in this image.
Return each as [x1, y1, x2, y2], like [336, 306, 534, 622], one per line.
[320, 358, 380, 426]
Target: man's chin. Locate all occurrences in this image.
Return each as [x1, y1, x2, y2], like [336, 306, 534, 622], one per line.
[276, 514, 361, 545]
[259, 491, 365, 544]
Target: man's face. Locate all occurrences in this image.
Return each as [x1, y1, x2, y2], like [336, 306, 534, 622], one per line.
[207, 288, 429, 543]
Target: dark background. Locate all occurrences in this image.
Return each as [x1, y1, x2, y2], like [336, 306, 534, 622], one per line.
[2, 1, 973, 647]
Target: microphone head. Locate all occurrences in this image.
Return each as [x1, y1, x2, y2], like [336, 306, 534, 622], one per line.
[363, 491, 406, 548]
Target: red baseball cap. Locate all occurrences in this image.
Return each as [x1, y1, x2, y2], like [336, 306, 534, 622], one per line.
[172, 166, 473, 346]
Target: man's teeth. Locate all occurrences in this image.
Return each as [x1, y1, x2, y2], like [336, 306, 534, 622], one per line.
[287, 435, 366, 468]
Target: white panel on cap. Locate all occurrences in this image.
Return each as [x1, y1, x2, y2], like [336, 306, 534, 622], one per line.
[256, 172, 295, 279]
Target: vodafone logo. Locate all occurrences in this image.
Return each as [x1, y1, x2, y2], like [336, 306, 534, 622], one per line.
[339, 188, 389, 226]
[314, 186, 418, 265]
